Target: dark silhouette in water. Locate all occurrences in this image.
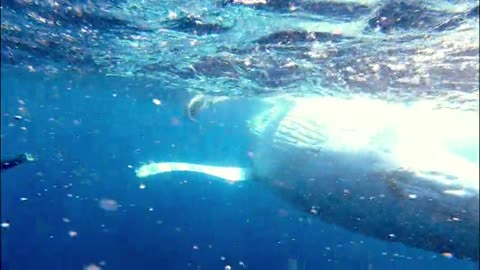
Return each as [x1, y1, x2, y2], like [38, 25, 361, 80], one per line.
[1, 153, 35, 171]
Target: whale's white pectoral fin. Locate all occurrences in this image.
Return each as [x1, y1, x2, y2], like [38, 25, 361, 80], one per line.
[135, 162, 250, 182]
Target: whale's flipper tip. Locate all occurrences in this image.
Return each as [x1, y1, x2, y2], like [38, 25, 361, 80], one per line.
[136, 162, 250, 182]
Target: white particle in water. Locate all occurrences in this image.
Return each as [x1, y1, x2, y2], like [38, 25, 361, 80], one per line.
[62, 217, 71, 223]
[152, 98, 162, 106]
[68, 230, 78, 237]
[408, 194, 417, 199]
[139, 184, 146, 189]
[167, 11, 178, 20]
[99, 199, 119, 211]
[441, 252, 453, 259]
[224, 265, 231, 270]
[84, 264, 102, 270]
[449, 216, 461, 222]
[1, 222, 10, 228]
[20, 197, 28, 201]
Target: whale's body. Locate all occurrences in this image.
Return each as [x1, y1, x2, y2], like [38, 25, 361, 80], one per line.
[137, 96, 479, 261]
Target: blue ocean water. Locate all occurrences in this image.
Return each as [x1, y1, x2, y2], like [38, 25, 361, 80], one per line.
[1, 0, 479, 269]
[1, 70, 477, 270]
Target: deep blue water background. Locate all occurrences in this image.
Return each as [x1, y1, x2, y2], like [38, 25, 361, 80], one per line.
[1, 69, 478, 270]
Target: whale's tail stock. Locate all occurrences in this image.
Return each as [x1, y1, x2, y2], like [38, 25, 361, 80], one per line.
[135, 162, 250, 182]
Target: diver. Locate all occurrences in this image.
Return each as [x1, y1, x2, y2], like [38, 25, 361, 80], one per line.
[1, 153, 35, 172]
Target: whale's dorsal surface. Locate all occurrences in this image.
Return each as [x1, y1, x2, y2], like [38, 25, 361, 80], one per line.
[138, 96, 479, 261]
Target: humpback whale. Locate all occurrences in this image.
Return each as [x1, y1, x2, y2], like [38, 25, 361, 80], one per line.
[137, 96, 479, 261]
